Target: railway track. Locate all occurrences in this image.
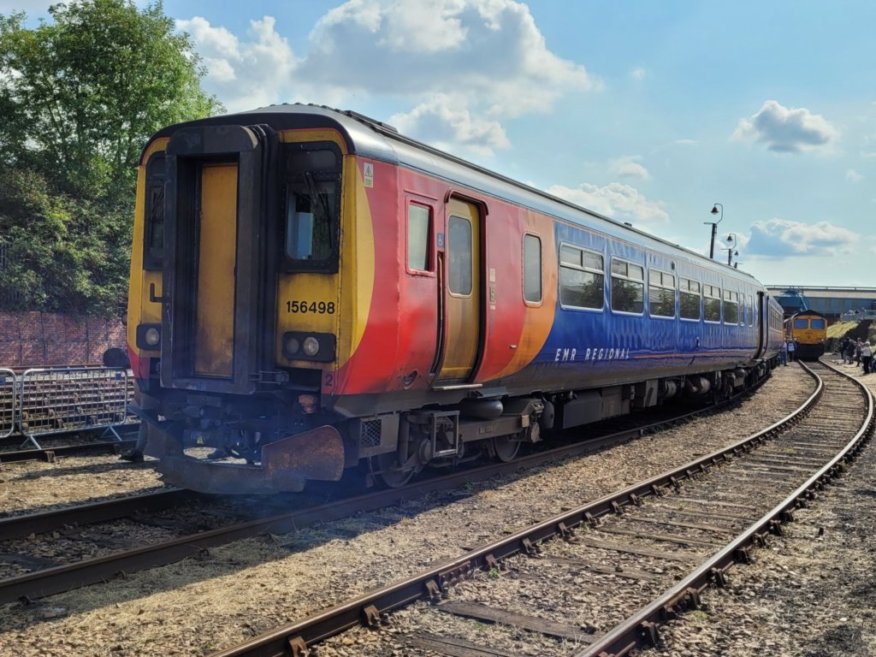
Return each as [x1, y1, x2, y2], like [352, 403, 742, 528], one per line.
[0, 433, 137, 463]
[0, 387, 762, 606]
[204, 360, 872, 657]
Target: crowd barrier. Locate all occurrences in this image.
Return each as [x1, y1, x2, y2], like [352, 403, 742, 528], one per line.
[0, 366, 137, 450]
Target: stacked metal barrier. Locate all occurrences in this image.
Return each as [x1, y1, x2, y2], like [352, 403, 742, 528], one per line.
[0, 367, 136, 450]
[0, 369, 15, 439]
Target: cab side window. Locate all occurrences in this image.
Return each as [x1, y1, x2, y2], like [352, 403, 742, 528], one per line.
[143, 153, 166, 270]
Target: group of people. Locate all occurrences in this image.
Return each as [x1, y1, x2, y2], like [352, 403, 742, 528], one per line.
[838, 336, 874, 374]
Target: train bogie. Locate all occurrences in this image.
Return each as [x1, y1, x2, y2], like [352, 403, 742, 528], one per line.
[127, 104, 785, 494]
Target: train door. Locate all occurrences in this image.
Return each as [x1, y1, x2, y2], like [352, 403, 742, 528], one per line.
[194, 162, 238, 377]
[435, 197, 483, 384]
[162, 124, 277, 395]
[755, 291, 765, 359]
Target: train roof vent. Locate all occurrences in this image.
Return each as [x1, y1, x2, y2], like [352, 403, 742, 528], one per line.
[340, 109, 399, 134]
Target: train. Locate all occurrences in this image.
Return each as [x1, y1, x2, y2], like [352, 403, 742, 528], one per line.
[126, 104, 785, 494]
[785, 309, 827, 360]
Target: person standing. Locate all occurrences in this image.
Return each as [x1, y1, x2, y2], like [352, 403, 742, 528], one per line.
[861, 340, 873, 374]
[787, 339, 796, 362]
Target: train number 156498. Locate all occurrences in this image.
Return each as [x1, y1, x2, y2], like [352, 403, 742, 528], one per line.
[286, 300, 336, 314]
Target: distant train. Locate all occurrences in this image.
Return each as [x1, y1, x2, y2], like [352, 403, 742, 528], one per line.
[127, 104, 785, 494]
[785, 309, 827, 360]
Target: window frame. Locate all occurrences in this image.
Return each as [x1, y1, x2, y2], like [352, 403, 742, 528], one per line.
[679, 277, 702, 322]
[447, 214, 474, 298]
[723, 289, 740, 325]
[648, 269, 676, 319]
[281, 141, 343, 274]
[143, 152, 166, 271]
[703, 284, 722, 324]
[522, 233, 543, 305]
[405, 201, 434, 275]
[558, 241, 605, 312]
[610, 257, 646, 316]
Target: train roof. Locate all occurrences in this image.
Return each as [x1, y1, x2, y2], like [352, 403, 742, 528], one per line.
[148, 103, 761, 285]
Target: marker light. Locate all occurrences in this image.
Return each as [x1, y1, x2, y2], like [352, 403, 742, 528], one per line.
[302, 336, 320, 357]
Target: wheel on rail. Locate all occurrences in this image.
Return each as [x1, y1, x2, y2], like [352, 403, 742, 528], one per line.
[491, 434, 520, 462]
[373, 452, 416, 488]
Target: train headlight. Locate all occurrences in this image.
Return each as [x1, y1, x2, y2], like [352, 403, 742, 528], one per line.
[136, 324, 162, 350]
[282, 332, 337, 362]
[303, 337, 320, 357]
[144, 328, 160, 347]
[284, 335, 301, 356]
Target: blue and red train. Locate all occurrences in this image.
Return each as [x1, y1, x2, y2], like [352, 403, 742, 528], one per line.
[127, 104, 785, 494]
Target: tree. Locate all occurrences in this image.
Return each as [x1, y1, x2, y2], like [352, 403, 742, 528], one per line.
[0, 0, 221, 315]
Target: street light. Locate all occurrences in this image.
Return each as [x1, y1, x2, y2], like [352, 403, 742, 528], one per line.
[723, 233, 738, 266]
[704, 203, 723, 259]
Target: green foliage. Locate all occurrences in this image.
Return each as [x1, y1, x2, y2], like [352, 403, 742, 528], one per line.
[0, 0, 221, 316]
[0, 162, 132, 315]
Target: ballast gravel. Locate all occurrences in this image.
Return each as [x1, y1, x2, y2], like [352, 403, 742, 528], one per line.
[641, 357, 876, 657]
[0, 364, 855, 657]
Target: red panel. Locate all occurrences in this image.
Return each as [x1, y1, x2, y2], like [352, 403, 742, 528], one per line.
[334, 163, 543, 395]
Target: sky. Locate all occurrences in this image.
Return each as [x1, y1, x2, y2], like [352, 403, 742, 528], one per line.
[6, 0, 876, 288]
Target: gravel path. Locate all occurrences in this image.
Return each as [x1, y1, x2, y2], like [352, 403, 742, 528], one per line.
[0, 366, 817, 657]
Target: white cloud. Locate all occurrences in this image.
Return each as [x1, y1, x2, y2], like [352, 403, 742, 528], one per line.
[846, 169, 864, 183]
[630, 67, 646, 81]
[732, 100, 839, 153]
[548, 182, 669, 224]
[390, 94, 510, 157]
[610, 156, 650, 180]
[178, 0, 598, 153]
[301, 0, 597, 117]
[745, 218, 857, 257]
[177, 16, 299, 113]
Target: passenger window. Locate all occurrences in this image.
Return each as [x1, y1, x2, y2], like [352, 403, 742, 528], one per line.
[649, 270, 675, 318]
[143, 153, 165, 270]
[704, 285, 721, 322]
[723, 290, 739, 324]
[523, 234, 542, 303]
[448, 215, 473, 295]
[408, 204, 431, 271]
[559, 244, 604, 309]
[611, 259, 644, 314]
[283, 143, 341, 271]
[679, 278, 701, 320]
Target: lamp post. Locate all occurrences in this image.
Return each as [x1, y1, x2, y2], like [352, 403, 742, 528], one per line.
[723, 233, 738, 266]
[705, 203, 723, 259]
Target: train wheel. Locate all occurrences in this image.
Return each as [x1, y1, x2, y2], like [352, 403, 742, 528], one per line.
[373, 452, 415, 488]
[491, 434, 520, 462]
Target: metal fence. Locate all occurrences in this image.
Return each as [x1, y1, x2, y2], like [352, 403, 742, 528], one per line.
[0, 368, 15, 439]
[0, 366, 136, 449]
